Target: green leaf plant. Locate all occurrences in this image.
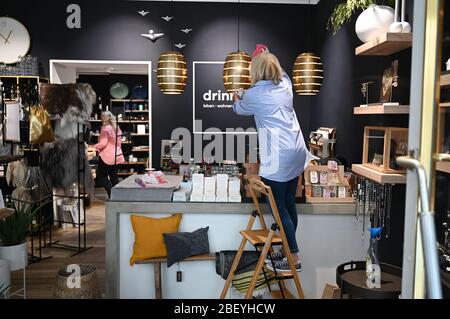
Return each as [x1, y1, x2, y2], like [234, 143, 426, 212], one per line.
[328, 0, 395, 35]
[0, 200, 51, 246]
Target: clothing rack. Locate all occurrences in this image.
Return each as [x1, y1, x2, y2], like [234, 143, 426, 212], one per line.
[0, 80, 53, 264]
[43, 121, 93, 257]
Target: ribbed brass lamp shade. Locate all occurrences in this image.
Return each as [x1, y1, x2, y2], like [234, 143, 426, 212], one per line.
[223, 51, 251, 93]
[292, 53, 323, 96]
[157, 51, 188, 95]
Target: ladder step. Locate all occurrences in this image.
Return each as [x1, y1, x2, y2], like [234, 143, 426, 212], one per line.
[271, 289, 296, 299]
[263, 266, 296, 279]
[240, 229, 283, 246]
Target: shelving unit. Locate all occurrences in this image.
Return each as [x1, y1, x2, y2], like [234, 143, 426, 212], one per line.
[354, 104, 410, 115]
[124, 110, 149, 113]
[441, 73, 450, 87]
[110, 99, 147, 103]
[352, 37, 410, 184]
[436, 161, 450, 174]
[352, 164, 406, 185]
[355, 32, 413, 56]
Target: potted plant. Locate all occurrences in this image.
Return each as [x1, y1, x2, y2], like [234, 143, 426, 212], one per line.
[328, 0, 395, 43]
[0, 201, 48, 271]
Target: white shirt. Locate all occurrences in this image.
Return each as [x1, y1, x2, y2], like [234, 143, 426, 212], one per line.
[233, 72, 313, 182]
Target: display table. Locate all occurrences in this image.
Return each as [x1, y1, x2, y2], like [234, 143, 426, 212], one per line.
[336, 261, 402, 299]
[105, 180, 364, 299]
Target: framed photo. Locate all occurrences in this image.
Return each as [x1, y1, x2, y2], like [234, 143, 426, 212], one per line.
[380, 66, 393, 103]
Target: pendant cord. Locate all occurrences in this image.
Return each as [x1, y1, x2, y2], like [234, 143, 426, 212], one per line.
[308, 0, 311, 53]
[237, 0, 240, 51]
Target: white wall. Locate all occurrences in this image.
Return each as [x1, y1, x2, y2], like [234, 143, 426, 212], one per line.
[119, 212, 368, 299]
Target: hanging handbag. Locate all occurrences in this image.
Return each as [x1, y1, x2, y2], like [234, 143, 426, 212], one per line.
[29, 105, 54, 145]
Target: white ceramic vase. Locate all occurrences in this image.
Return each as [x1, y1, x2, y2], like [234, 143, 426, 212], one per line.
[355, 5, 395, 43]
[0, 259, 10, 295]
[0, 242, 27, 271]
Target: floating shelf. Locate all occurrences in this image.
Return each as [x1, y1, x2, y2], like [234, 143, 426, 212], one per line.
[132, 148, 150, 152]
[436, 161, 450, 174]
[440, 102, 450, 108]
[354, 104, 410, 115]
[441, 73, 450, 87]
[355, 32, 412, 56]
[131, 133, 149, 136]
[124, 110, 149, 113]
[110, 99, 148, 103]
[352, 164, 406, 185]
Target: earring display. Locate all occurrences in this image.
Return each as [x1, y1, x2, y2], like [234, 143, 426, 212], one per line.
[310, 170, 318, 184]
[304, 163, 354, 204]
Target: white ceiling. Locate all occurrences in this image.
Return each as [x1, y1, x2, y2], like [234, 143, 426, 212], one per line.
[127, 0, 320, 4]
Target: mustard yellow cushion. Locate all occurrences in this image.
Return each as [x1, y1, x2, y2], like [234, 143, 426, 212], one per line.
[129, 213, 182, 265]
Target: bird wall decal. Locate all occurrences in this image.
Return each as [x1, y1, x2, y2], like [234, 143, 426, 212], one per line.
[138, 10, 149, 16]
[141, 30, 164, 42]
[181, 28, 192, 34]
[162, 16, 173, 22]
[174, 43, 186, 49]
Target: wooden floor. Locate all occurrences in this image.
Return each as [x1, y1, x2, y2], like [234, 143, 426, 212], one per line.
[10, 191, 107, 299]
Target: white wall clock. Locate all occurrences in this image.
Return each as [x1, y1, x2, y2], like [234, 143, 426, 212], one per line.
[0, 17, 31, 64]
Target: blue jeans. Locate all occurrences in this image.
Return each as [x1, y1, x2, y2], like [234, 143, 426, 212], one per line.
[262, 177, 299, 254]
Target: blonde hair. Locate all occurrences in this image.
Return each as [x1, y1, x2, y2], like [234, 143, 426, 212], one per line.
[250, 52, 283, 85]
[102, 111, 117, 130]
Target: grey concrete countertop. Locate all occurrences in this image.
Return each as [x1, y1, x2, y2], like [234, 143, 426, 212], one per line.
[106, 201, 356, 215]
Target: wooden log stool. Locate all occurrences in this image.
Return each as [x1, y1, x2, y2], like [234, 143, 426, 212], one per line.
[54, 264, 102, 299]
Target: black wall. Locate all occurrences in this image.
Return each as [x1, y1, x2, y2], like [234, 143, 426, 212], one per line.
[3, 0, 447, 267]
[1, 0, 314, 167]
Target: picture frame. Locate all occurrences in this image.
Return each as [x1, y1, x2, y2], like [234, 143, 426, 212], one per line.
[380, 66, 393, 103]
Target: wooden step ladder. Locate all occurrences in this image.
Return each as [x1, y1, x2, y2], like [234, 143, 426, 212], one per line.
[220, 177, 305, 299]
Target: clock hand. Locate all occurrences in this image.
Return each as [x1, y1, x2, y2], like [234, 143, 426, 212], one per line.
[4, 30, 12, 44]
[0, 32, 9, 43]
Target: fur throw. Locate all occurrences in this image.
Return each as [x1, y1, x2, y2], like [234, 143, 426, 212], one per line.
[39, 83, 96, 122]
[40, 138, 93, 193]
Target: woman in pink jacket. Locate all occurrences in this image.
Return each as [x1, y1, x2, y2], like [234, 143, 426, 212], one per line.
[94, 111, 125, 198]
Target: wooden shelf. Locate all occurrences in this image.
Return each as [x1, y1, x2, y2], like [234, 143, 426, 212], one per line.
[117, 172, 138, 176]
[89, 119, 148, 124]
[355, 32, 412, 56]
[110, 99, 148, 103]
[118, 162, 147, 165]
[132, 148, 150, 152]
[124, 110, 149, 113]
[305, 197, 355, 204]
[436, 161, 450, 174]
[440, 102, 450, 108]
[354, 104, 410, 114]
[352, 164, 406, 185]
[441, 73, 450, 87]
[131, 133, 149, 136]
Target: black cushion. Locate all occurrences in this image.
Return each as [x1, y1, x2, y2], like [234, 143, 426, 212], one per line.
[163, 227, 210, 267]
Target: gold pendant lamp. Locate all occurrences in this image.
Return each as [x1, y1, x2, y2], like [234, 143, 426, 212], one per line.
[157, 51, 187, 95]
[223, 0, 251, 93]
[223, 51, 251, 93]
[293, 0, 323, 96]
[292, 52, 323, 95]
[157, 0, 187, 95]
